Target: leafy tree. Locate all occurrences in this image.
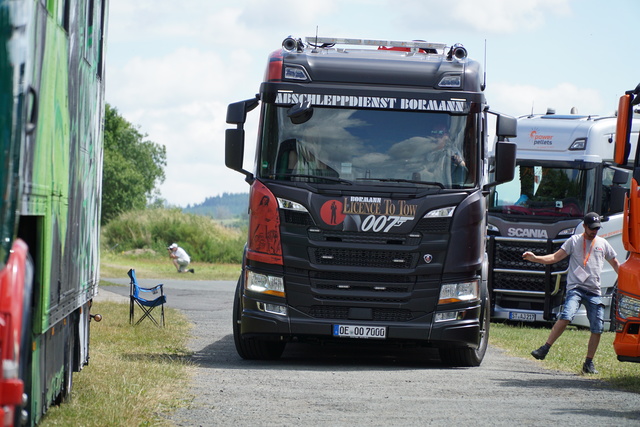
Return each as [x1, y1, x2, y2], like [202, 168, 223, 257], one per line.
[101, 104, 167, 224]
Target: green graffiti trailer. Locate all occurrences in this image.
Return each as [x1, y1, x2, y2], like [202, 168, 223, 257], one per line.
[0, 0, 107, 425]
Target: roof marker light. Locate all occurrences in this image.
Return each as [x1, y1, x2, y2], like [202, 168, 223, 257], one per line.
[438, 74, 462, 88]
[569, 138, 587, 150]
[283, 65, 310, 81]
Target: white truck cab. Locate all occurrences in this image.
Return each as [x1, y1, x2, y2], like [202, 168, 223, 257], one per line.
[487, 111, 639, 328]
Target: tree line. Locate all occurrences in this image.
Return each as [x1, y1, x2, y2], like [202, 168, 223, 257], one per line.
[102, 105, 251, 228]
[101, 104, 167, 224]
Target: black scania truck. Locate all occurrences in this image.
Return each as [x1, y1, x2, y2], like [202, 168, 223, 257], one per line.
[226, 36, 517, 366]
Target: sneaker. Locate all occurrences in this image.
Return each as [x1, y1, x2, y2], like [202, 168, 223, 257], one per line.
[582, 360, 598, 374]
[189, 268, 195, 274]
[531, 345, 549, 360]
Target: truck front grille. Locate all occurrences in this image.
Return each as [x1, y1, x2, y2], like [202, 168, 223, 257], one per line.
[414, 217, 451, 233]
[307, 306, 414, 321]
[493, 271, 546, 293]
[309, 230, 421, 245]
[491, 237, 569, 294]
[310, 248, 415, 268]
[493, 239, 568, 273]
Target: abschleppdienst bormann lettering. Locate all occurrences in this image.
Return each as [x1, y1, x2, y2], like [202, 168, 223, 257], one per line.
[275, 92, 467, 112]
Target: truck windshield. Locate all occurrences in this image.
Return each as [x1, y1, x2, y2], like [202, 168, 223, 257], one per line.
[259, 104, 478, 189]
[488, 164, 596, 218]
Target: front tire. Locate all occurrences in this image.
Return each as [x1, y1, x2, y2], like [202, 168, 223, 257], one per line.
[439, 293, 490, 367]
[232, 277, 286, 360]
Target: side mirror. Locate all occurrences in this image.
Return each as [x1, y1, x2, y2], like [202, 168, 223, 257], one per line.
[615, 93, 633, 166]
[485, 141, 517, 189]
[609, 186, 628, 214]
[484, 111, 517, 189]
[225, 128, 254, 182]
[287, 101, 314, 124]
[225, 97, 259, 182]
[494, 141, 517, 183]
[496, 114, 517, 139]
[225, 128, 244, 171]
[226, 96, 260, 125]
[613, 168, 630, 185]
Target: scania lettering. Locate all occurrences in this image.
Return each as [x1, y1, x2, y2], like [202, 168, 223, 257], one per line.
[226, 36, 517, 367]
[507, 228, 549, 238]
[487, 110, 638, 327]
[613, 84, 640, 362]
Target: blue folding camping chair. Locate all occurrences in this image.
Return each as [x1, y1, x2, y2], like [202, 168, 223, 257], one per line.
[128, 268, 166, 327]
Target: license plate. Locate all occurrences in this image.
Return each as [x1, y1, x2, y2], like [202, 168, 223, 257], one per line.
[509, 312, 536, 322]
[333, 324, 386, 339]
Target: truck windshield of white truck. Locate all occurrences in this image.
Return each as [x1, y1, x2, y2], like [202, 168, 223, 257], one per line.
[488, 162, 596, 218]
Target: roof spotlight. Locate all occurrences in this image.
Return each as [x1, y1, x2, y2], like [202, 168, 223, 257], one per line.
[447, 43, 467, 60]
[282, 37, 303, 52]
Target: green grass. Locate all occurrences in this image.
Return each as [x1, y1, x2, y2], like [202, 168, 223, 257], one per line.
[101, 251, 241, 281]
[40, 301, 193, 427]
[490, 322, 640, 393]
[102, 207, 246, 264]
[40, 254, 639, 426]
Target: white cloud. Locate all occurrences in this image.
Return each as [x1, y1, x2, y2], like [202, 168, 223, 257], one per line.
[105, 0, 639, 206]
[487, 82, 608, 117]
[392, 0, 572, 34]
[107, 47, 249, 109]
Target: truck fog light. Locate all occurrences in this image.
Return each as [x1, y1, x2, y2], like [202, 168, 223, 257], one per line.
[258, 302, 288, 316]
[435, 311, 458, 322]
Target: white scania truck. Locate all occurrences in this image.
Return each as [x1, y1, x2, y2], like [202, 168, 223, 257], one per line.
[487, 111, 639, 327]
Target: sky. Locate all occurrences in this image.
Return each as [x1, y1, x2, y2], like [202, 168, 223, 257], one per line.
[105, 0, 640, 207]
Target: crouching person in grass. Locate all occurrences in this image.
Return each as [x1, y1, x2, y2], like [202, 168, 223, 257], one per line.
[168, 243, 195, 274]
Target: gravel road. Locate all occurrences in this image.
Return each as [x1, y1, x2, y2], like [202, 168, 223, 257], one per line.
[99, 279, 640, 426]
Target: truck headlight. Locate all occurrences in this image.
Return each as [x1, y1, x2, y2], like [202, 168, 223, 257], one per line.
[558, 227, 576, 237]
[618, 294, 640, 319]
[425, 206, 455, 218]
[439, 280, 479, 304]
[246, 271, 285, 297]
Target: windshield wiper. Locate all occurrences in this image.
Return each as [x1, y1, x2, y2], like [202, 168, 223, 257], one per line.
[531, 209, 574, 217]
[356, 178, 445, 189]
[272, 173, 353, 185]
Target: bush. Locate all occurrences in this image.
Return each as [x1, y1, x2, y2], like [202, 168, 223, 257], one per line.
[102, 208, 246, 263]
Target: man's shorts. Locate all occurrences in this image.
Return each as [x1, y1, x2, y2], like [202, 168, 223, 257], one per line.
[176, 259, 189, 271]
[558, 287, 605, 334]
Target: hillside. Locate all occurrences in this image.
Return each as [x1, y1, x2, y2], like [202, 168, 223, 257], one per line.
[183, 192, 249, 219]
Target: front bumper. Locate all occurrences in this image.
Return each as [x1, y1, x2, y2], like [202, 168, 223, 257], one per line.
[239, 293, 483, 349]
[614, 321, 640, 363]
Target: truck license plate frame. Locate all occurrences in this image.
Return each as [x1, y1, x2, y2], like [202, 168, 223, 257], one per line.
[509, 312, 536, 322]
[332, 324, 387, 339]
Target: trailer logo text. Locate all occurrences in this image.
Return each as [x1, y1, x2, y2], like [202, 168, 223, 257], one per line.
[320, 196, 418, 232]
[275, 92, 469, 113]
[529, 130, 553, 146]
